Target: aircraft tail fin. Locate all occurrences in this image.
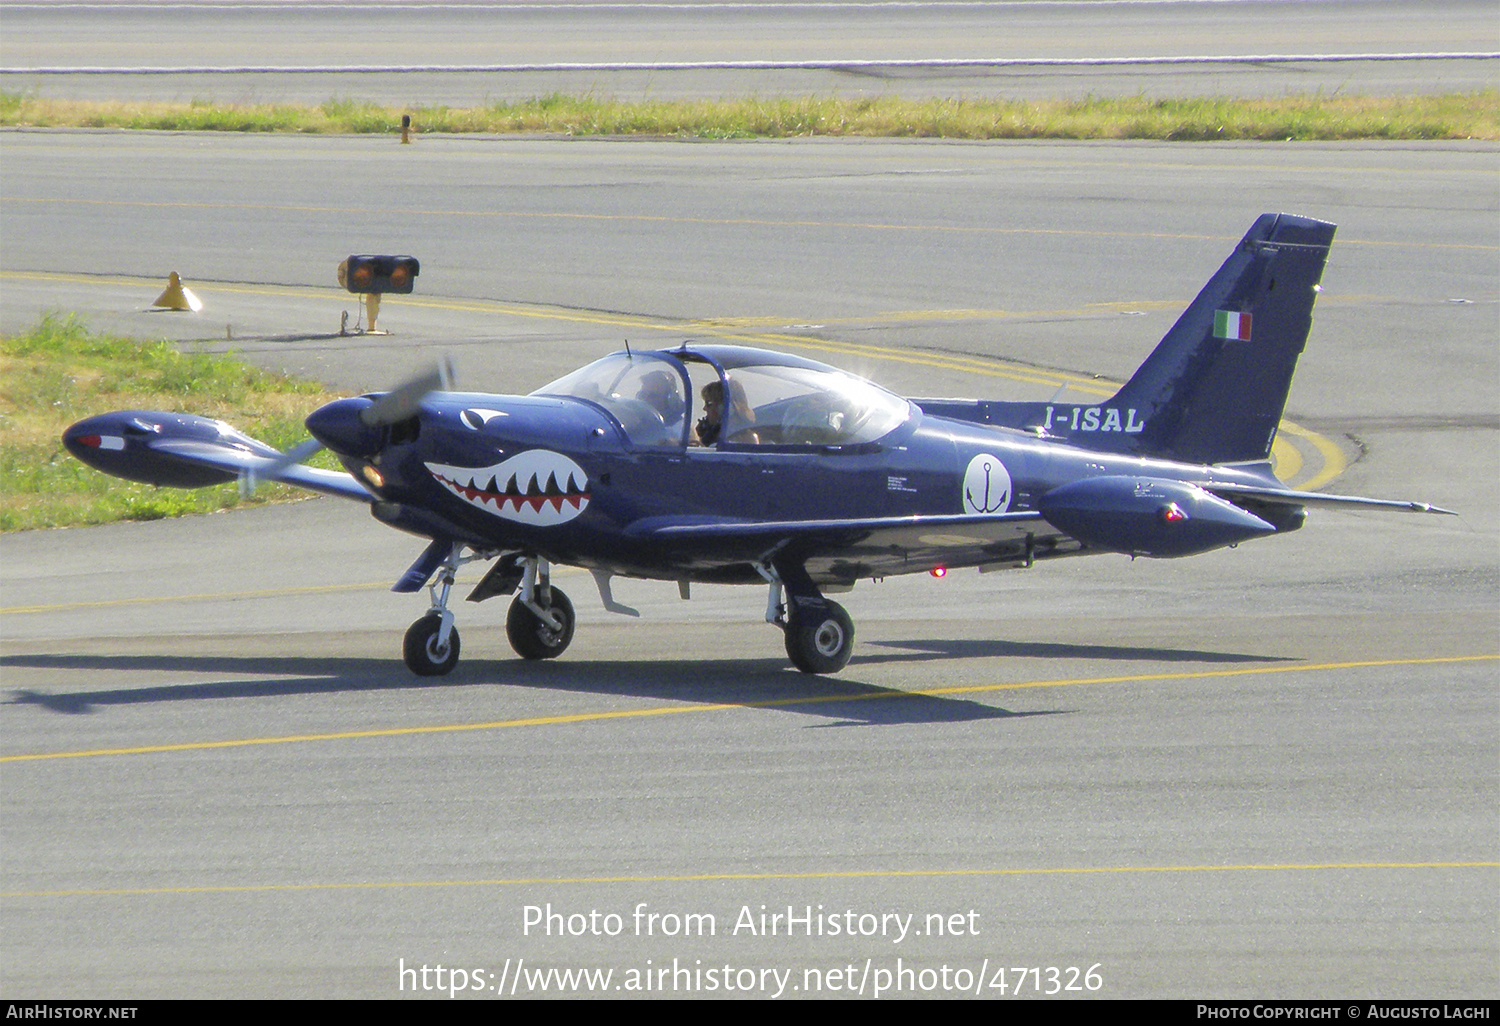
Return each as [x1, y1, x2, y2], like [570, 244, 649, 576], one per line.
[1105, 213, 1336, 464]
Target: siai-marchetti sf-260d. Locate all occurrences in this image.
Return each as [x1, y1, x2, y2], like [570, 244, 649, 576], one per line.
[65, 214, 1452, 676]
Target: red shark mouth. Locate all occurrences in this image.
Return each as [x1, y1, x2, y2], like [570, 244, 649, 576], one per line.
[426, 451, 591, 526]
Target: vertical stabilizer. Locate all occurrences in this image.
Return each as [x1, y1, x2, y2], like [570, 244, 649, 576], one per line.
[1105, 213, 1336, 464]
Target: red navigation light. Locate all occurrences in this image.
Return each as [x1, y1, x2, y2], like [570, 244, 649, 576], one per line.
[1160, 502, 1189, 523]
[930, 566, 947, 578]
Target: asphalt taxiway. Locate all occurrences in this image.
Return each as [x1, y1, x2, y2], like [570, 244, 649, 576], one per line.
[1, 134, 1496, 997]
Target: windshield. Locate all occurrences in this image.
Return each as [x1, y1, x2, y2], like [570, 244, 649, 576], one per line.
[535, 353, 689, 447]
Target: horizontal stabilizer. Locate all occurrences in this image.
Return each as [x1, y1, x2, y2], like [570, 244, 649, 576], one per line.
[1205, 482, 1457, 516]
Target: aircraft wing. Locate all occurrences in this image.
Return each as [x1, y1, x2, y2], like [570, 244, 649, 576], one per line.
[633, 510, 1057, 581]
[64, 411, 375, 503]
[150, 439, 374, 502]
[1204, 482, 1456, 516]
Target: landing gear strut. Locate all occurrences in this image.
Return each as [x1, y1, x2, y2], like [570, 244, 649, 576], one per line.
[761, 565, 856, 675]
[403, 542, 469, 676]
[505, 556, 575, 660]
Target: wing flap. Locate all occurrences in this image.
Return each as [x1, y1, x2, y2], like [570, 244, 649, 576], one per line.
[634, 511, 1059, 580]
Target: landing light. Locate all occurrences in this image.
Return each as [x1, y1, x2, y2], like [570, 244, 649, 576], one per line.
[361, 465, 385, 489]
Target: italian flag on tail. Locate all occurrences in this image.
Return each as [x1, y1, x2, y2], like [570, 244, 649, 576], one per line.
[1214, 309, 1252, 341]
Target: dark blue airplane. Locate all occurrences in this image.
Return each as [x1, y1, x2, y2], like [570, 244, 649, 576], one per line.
[64, 214, 1451, 676]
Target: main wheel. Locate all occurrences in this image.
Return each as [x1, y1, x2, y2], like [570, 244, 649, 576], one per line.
[506, 587, 576, 660]
[783, 600, 854, 674]
[403, 614, 460, 676]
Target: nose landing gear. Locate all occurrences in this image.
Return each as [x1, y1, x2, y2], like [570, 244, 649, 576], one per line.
[402, 542, 468, 676]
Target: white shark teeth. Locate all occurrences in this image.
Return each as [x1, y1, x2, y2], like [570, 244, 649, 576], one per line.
[425, 450, 591, 526]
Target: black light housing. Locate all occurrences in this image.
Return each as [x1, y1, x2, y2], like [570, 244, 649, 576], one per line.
[340, 255, 420, 294]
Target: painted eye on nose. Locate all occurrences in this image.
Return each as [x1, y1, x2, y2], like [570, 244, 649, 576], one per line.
[461, 408, 507, 430]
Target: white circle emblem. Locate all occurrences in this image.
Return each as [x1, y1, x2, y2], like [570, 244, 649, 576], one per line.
[961, 453, 1011, 514]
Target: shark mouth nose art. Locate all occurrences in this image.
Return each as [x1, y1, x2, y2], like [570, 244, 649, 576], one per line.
[426, 450, 591, 526]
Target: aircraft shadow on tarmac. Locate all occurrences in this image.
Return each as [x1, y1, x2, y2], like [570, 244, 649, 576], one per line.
[859, 638, 1296, 665]
[0, 653, 1035, 725]
[1, 638, 1289, 723]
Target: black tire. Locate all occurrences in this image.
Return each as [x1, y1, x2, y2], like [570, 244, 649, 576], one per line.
[403, 614, 460, 676]
[506, 588, 576, 660]
[783, 600, 854, 674]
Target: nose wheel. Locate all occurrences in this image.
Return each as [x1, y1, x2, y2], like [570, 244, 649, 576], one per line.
[404, 614, 461, 676]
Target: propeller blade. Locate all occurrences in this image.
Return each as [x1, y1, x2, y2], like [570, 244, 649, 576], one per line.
[238, 436, 327, 497]
[358, 356, 456, 428]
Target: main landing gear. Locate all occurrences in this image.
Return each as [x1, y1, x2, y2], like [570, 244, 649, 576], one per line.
[400, 548, 574, 676]
[762, 565, 856, 675]
[505, 558, 575, 661]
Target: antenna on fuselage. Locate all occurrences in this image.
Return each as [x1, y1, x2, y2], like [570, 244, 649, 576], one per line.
[624, 338, 632, 358]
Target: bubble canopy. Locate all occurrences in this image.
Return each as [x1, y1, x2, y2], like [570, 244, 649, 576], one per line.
[533, 345, 912, 449]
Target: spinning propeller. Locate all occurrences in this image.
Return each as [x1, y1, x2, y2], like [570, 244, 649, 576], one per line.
[240, 356, 454, 495]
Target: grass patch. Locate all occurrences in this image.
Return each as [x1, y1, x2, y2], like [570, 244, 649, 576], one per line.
[0, 91, 1495, 140]
[0, 315, 343, 532]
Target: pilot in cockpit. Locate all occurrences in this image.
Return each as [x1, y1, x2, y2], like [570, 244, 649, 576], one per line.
[635, 370, 686, 424]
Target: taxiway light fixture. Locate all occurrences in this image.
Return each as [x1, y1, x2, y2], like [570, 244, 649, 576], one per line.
[339, 255, 420, 295]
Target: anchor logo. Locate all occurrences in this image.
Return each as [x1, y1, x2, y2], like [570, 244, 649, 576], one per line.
[962, 452, 1011, 515]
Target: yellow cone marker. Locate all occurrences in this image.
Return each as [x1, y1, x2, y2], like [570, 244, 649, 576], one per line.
[152, 271, 203, 313]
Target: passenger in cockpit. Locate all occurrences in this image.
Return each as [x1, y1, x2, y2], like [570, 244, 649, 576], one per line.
[696, 379, 757, 446]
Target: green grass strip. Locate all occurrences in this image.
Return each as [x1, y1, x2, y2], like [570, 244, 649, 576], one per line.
[0, 315, 341, 532]
[2, 91, 1496, 140]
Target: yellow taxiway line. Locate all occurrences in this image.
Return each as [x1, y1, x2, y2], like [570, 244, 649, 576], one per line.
[6, 860, 1495, 900]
